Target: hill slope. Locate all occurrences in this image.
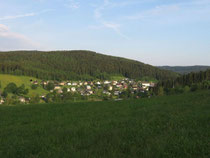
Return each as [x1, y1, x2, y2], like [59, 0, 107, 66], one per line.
[0, 50, 178, 80]
[0, 74, 48, 97]
[0, 91, 209, 158]
[158, 65, 210, 74]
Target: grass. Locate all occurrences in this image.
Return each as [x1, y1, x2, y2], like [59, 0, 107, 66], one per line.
[0, 91, 210, 158]
[0, 74, 48, 97]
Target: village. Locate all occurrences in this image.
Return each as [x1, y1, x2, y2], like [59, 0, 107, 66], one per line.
[0, 78, 156, 104]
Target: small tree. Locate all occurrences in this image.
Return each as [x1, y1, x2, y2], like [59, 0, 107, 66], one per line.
[184, 86, 190, 93]
[46, 82, 55, 91]
[158, 86, 164, 96]
[4, 83, 17, 94]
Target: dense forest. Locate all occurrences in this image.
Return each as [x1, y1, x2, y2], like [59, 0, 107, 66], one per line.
[158, 65, 210, 74]
[0, 50, 178, 81]
[154, 69, 210, 95]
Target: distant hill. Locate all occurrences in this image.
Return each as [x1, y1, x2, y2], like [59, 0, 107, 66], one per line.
[0, 50, 178, 81]
[158, 66, 210, 74]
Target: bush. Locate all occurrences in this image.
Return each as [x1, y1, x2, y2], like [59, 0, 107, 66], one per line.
[31, 84, 39, 90]
[4, 83, 17, 93]
[191, 84, 198, 92]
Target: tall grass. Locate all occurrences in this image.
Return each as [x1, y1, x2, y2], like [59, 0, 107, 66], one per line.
[0, 91, 209, 158]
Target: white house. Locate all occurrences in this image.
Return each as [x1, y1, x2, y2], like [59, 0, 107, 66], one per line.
[0, 99, 4, 104]
[67, 82, 72, 86]
[72, 82, 78, 86]
[112, 81, 117, 86]
[86, 85, 91, 90]
[108, 86, 113, 91]
[142, 83, 150, 87]
[104, 81, 111, 84]
[71, 87, 76, 92]
[96, 81, 101, 85]
[19, 97, 26, 103]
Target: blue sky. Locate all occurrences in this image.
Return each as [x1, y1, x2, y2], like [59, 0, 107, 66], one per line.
[0, 0, 210, 66]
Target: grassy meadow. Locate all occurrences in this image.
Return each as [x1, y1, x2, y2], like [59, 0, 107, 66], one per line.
[0, 91, 210, 158]
[0, 74, 48, 97]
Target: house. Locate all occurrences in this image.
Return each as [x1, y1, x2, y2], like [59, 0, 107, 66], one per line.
[67, 88, 71, 92]
[123, 85, 128, 89]
[0, 99, 4, 104]
[59, 82, 65, 86]
[96, 81, 101, 85]
[86, 85, 91, 90]
[103, 91, 111, 96]
[84, 82, 88, 85]
[116, 84, 123, 89]
[108, 86, 113, 91]
[132, 85, 138, 91]
[87, 90, 93, 95]
[67, 82, 72, 86]
[79, 82, 83, 86]
[112, 81, 117, 86]
[42, 81, 48, 85]
[19, 97, 26, 103]
[54, 86, 62, 90]
[57, 89, 63, 94]
[71, 87, 76, 92]
[142, 83, 151, 91]
[142, 82, 151, 88]
[114, 91, 120, 96]
[104, 81, 111, 84]
[72, 82, 78, 86]
[33, 80, 38, 85]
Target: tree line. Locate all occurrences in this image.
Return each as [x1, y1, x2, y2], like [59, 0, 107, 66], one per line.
[153, 69, 210, 95]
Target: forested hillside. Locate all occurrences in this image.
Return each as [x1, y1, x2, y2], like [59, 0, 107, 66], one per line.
[158, 66, 210, 74]
[0, 50, 178, 81]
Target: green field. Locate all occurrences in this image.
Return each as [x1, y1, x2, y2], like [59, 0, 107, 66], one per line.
[0, 74, 48, 97]
[0, 91, 210, 158]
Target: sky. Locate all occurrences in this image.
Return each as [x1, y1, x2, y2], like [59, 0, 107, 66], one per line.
[0, 0, 210, 66]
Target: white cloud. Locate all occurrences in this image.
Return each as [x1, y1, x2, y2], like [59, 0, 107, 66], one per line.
[0, 9, 53, 21]
[102, 21, 130, 40]
[0, 24, 42, 51]
[92, 0, 129, 40]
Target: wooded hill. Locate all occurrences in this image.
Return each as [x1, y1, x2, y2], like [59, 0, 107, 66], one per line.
[158, 65, 210, 74]
[0, 50, 178, 81]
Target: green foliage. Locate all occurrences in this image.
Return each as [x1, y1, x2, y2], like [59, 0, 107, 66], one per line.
[158, 86, 164, 96]
[30, 94, 40, 104]
[155, 69, 210, 95]
[184, 86, 190, 93]
[4, 83, 28, 96]
[31, 84, 38, 90]
[2, 90, 8, 98]
[16, 84, 29, 95]
[4, 82, 17, 93]
[45, 82, 55, 91]
[0, 91, 209, 157]
[0, 51, 178, 81]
